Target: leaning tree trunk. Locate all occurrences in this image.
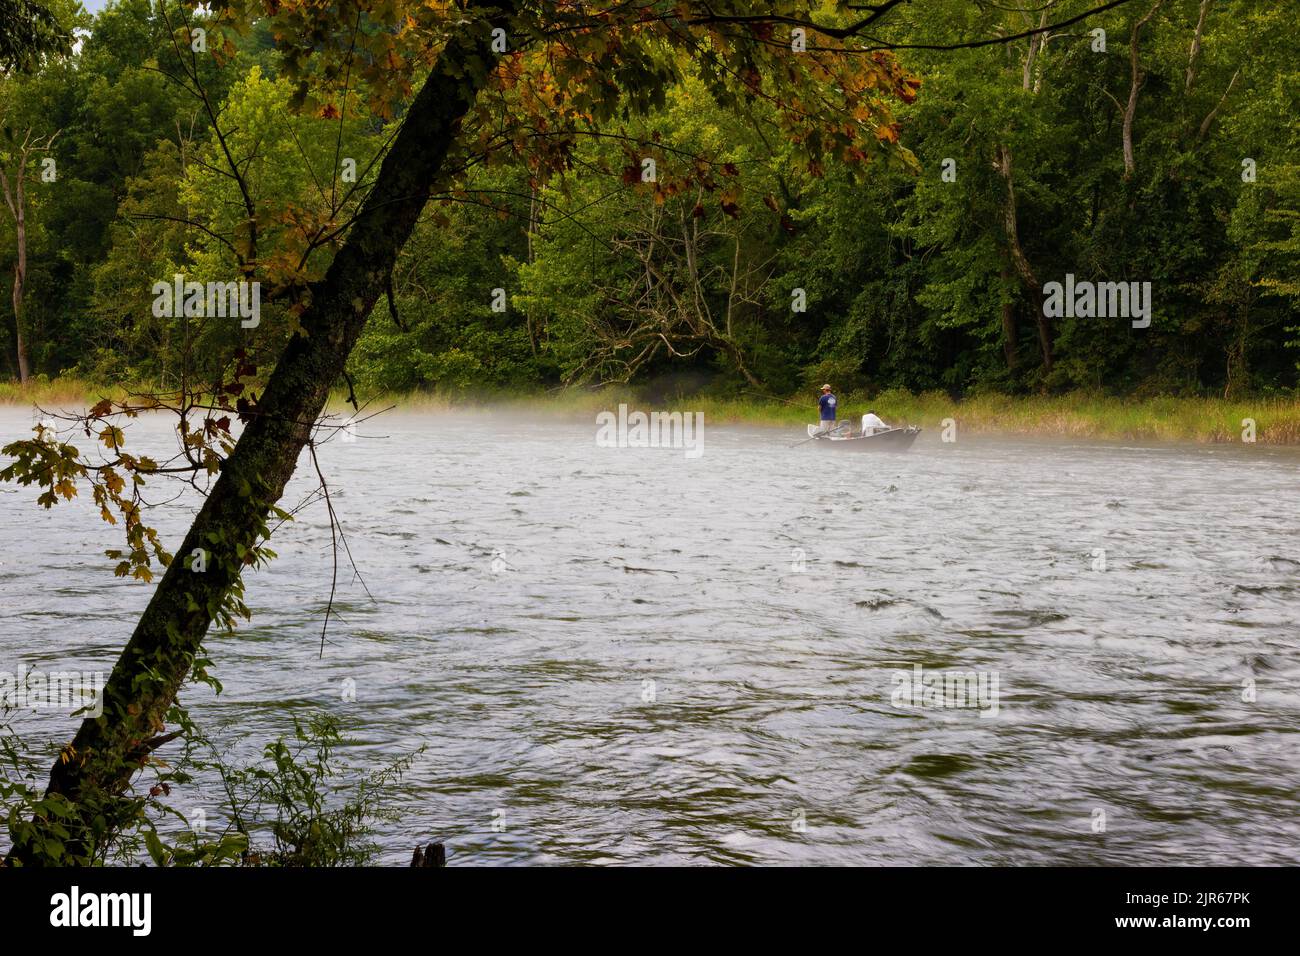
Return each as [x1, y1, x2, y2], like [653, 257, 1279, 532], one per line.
[7, 5, 513, 866]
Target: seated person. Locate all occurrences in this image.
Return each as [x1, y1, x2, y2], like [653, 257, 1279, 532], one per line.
[860, 410, 889, 434]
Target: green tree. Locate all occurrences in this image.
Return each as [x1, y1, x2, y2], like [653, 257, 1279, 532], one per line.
[4, 0, 929, 865]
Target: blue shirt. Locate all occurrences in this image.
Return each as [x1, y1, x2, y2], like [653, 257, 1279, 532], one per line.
[818, 393, 837, 420]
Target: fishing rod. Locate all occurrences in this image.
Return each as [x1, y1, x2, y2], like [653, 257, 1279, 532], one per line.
[739, 386, 857, 445]
[741, 386, 808, 409]
[788, 422, 851, 447]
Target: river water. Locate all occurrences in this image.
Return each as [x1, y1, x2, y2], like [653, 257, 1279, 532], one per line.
[2, 405, 1298, 865]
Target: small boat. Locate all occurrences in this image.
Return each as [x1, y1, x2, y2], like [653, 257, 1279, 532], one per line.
[804, 423, 921, 451]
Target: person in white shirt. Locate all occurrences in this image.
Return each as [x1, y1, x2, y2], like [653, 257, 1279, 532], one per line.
[860, 409, 889, 435]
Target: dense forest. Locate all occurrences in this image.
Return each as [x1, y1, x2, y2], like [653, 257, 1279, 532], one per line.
[1, 0, 1296, 403]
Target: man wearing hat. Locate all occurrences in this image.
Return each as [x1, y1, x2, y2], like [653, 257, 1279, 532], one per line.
[817, 384, 837, 432]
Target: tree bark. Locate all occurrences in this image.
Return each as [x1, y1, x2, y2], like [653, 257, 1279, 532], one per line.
[7, 4, 514, 866]
[1197, 67, 1239, 142]
[1021, 10, 1048, 93]
[1000, 261, 1019, 369]
[0, 147, 31, 383]
[1185, 0, 1212, 93]
[1224, 295, 1252, 399]
[995, 143, 1050, 371]
[12, 224, 28, 383]
[1123, 0, 1164, 180]
[998, 11, 1045, 374]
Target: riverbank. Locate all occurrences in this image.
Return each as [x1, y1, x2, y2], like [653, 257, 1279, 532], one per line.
[3, 378, 1298, 444]
[370, 387, 1300, 445]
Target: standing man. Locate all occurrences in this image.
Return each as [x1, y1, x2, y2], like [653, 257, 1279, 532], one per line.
[818, 384, 837, 432]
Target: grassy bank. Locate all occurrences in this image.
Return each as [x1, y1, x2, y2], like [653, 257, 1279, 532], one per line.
[0, 376, 130, 407]
[502, 389, 1298, 444]
[4, 377, 1298, 444]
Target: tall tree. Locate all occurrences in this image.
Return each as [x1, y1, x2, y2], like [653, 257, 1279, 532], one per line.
[0, 126, 57, 381]
[5, 0, 930, 864]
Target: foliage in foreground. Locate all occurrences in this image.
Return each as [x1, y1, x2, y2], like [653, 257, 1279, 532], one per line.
[2, 712, 418, 866]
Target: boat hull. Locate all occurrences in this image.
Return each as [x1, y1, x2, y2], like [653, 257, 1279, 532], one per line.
[804, 424, 921, 451]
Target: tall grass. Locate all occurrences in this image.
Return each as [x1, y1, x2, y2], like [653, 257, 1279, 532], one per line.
[0, 376, 135, 408]
[5, 378, 1298, 444]
[499, 387, 1300, 444]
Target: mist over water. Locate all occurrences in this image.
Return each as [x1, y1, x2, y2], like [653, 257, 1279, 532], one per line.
[3, 406, 1298, 864]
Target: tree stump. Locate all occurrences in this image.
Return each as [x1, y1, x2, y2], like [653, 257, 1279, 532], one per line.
[411, 842, 446, 867]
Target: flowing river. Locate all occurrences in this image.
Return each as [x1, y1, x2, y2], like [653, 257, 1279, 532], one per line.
[2, 405, 1298, 865]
